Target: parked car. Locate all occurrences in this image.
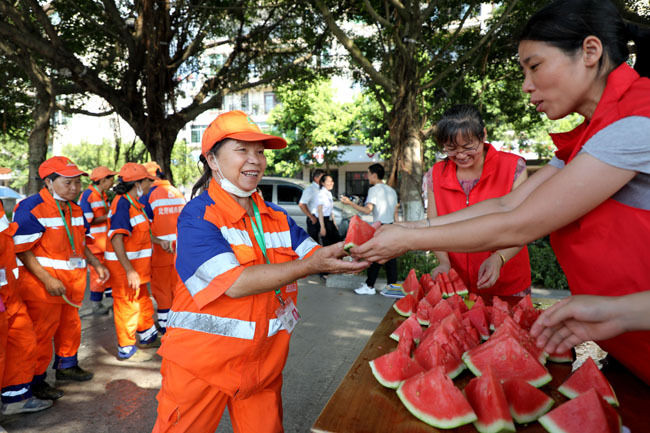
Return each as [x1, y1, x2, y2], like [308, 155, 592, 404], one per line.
[257, 176, 371, 237]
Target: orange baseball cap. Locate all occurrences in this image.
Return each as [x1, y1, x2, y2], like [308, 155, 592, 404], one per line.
[201, 110, 286, 156]
[90, 166, 118, 181]
[39, 156, 88, 179]
[143, 161, 162, 177]
[118, 163, 155, 182]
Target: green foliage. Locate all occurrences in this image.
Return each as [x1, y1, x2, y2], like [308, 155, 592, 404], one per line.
[170, 140, 201, 189]
[351, 92, 390, 159]
[0, 135, 29, 189]
[396, 251, 439, 281]
[527, 237, 569, 290]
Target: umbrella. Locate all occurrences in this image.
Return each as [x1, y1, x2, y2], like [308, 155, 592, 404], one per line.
[0, 186, 24, 200]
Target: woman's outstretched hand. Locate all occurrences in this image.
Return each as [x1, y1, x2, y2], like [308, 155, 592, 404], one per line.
[350, 223, 408, 264]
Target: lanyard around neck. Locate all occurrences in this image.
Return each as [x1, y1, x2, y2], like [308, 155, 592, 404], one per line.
[124, 192, 152, 237]
[54, 200, 77, 254]
[249, 200, 284, 304]
[91, 185, 109, 211]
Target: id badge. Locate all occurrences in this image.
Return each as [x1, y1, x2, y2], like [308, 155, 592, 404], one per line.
[68, 255, 86, 269]
[0, 268, 7, 286]
[275, 298, 301, 334]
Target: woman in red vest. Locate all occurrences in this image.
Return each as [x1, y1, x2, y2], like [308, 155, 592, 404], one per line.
[353, 0, 650, 385]
[424, 104, 531, 296]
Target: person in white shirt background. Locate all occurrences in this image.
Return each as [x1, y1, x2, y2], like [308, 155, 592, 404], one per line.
[298, 169, 325, 243]
[317, 174, 342, 248]
[340, 163, 399, 296]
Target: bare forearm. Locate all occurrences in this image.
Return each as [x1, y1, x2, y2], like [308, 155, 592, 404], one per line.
[111, 235, 135, 273]
[497, 246, 524, 262]
[94, 215, 108, 224]
[84, 246, 101, 268]
[618, 292, 650, 332]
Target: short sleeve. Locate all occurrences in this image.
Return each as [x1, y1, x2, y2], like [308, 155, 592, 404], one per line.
[108, 197, 133, 238]
[299, 185, 313, 205]
[366, 185, 377, 206]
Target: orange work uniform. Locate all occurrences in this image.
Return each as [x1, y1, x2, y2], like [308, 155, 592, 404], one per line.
[105, 193, 157, 358]
[79, 185, 112, 300]
[0, 204, 38, 404]
[153, 179, 320, 433]
[12, 188, 89, 382]
[140, 180, 185, 332]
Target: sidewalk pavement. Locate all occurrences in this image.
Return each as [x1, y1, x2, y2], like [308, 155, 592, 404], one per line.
[1, 275, 395, 433]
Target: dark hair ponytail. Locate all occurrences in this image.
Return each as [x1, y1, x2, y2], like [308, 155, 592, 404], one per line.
[519, 0, 644, 76]
[191, 140, 225, 198]
[625, 21, 650, 78]
[435, 104, 485, 148]
[113, 179, 136, 195]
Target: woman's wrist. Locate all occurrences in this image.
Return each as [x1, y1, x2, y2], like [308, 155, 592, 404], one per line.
[495, 252, 507, 267]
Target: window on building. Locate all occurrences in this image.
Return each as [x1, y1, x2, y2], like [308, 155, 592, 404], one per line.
[191, 125, 207, 144]
[241, 93, 249, 111]
[264, 92, 276, 113]
[277, 185, 302, 205]
[345, 171, 369, 200]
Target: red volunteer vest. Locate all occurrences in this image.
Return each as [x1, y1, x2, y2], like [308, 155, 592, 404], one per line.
[432, 143, 531, 296]
[549, 63, 650, 385]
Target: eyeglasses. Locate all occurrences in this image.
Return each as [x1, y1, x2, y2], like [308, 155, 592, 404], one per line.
[442, 141, 482, 156]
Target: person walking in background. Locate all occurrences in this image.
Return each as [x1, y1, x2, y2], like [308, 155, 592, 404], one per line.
[341, 163, 399, 296]
[316, 174, 341, 248]
[0, 200, 52, 416]
[423, 105, 531, 296]
[153, 110, 367, 433]
[105, 163, 159, 362]
[13, 157, 109, 400]
[78, 166, 117, 315]
[139, 161, 186, 334]
[298, 168, 325, 243]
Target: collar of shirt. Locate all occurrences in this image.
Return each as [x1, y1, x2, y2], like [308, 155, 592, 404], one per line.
[207, 177, 269, 225]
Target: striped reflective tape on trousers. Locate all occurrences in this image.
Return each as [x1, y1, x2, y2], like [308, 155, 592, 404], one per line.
[104, 248, 152, 261]
[167, 310, 286, 339]
[150, 198, 185, 211]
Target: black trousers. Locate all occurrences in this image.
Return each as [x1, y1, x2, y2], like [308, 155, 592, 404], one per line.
[306, 217, 321, 244]
[320, 217, 341, 247]
[366, 258, 398, 288]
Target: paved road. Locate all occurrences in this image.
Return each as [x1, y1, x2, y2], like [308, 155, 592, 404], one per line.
[2, 275, 395, 433]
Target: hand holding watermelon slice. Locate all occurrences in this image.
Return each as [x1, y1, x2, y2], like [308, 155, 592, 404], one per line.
[343, 215, 377, 254]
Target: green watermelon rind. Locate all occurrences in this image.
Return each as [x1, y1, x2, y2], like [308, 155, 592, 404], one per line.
[461, 351, 552, 388]
[473, 418, 516, 433]
[416, 318, 430, 326]
[368, 360, 402, 389]
[538, 413, 566, 433]
[446, 362, 466, 380]
[557, 384, 618, 407]
[343, 242, 356, 253]
[547, 352, 574, 363]
[396, 383, 477, 429]
[510, 397, 554, 424]
[393, 303, 412, 317]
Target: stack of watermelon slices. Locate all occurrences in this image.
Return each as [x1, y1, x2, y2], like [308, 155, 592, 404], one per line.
[369, 268, 623, 432]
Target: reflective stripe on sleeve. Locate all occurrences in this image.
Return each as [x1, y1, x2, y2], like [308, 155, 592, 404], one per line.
[129, 214, 147, 227]
[184, 252, 239, 297]
[0, 214, 9, 232]
[220, 226, 252, 247]
[35, 256, 86, 270]
[89, 226, 107, 234]
[264, 231, 292, 249]
[151, 198, 185, 211]
[156, 233, 177, 241]
[104, 248, 152, 261]
[13, 232, 43, 246]
[295, 237, 319, 259]
[167, 310, 256, 340]
[90, 201, 106, 209]
[84, 212, 94, 221]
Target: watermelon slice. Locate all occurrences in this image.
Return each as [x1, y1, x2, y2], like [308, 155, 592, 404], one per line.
[448, 268, 469, 297]
[393, 293, 417, 317]
[492, 317, 547, 364]
[419, 273, 435, 295]
[396, 368, 477, 429]
[435, 273, 451, 298]
[424, 281, 442, 306]
[489, 305, 511, 331]
[558, 357, 619, 406]
[464, 368, 515, 433]
[343, 215, 375, 253]
[502, 378, 554, 423]
[402, 269, 423, 299]
[413, 340, 465, 378]
[389, 315, 423, 344]
[547, 348, 574, 363]
[462, 336, 552, 388]
[465, 305, 490, 340]
[441, 272, 454, 296]
[426, 298, 455, 329]
[369, 348, 425, 389]
[415, 298, 433, 326]
[538, 389, 621, 433]
[447, 294, 469, 314]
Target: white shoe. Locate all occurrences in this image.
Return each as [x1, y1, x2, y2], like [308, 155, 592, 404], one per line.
[354, 283, 376, 295]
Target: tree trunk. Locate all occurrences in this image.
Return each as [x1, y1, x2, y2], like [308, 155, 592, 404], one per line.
[26, 85, 54, 195]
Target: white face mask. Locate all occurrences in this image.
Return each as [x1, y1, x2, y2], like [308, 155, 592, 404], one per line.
[136, 184, 144, 198]
[212, 156, 256, 198]
[47, 180, 67, 201]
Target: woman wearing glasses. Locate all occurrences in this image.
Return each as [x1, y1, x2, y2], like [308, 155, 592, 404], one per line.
[423, 104, 531, 296]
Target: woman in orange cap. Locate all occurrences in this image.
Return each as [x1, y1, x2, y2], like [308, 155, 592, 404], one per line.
[13, 156, 109, 400]
[152, 111, 368, 433]
[78, 166, 117, 315]
[105, 163, 159, 361]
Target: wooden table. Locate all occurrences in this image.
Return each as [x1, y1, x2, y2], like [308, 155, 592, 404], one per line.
[312, 304, 650, 433]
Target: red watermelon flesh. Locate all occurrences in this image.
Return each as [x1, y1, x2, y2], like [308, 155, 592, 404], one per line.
[369, 348, 425, 389]
[465, 325, 481, 347]
[435, 273, 451, 298]
[464, 368, 515, 433]
[490, 305, 511, 331]
[447, 294, 469, 314]
[415, 298, 433, 326]
[462, 336, 552, 388]
[441, 272, 454, 295]
[492, 296, 511, 313]
[343, 215, 375, 252]
[558, 357, 619, 406]
[397, 332, 415, 355]
[425, 281, 443, 306]
[448, 268, 469, 296]
[538, 389, 621, 433]
[427, 298, 455, 329]
[473, 296, 485, 307]
[513, 294, 534, 312]
[513, 307, 541, 331]
[492, 316, 547, 364]
[390, 315, 423, 344]
[396, 368, 477, 429]
[414, 340, 465, 378]
[548, 348, 574, 363]
[402, 269, 423, 299]
[502, 378, 554, 424]
[393, 293, 417, 317]
[465, 306, 490, 340]
[419, 273, 435, 295]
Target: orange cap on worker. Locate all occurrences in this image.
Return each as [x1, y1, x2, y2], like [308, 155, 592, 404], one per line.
[118, 163, 155, 182]
[143, 161, 162, 178]
[90, 166, 117, 181]
[39, 156, 88, 179]
[201, 110, 287, 156]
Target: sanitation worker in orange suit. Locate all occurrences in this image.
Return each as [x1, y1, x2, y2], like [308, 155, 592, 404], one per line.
[13, 156, 110, 400]
[139, 161, 185, 333]
[0, 201, 52, 415]
[152, 110, 368, 433]
[105, 163, 160, 362]
[78, 166, 117, 315]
